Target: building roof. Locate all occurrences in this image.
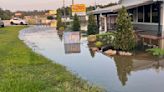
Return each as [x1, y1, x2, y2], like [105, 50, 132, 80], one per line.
[89, 0, 155, 14]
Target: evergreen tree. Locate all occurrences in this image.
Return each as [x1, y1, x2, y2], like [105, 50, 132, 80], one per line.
[57, 9, 63, 30]
[72, 14, 80, 31]
[87, 14, 99, 35]
[114, 7, 136, 51]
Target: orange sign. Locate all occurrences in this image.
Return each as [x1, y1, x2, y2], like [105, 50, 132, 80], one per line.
[72, 4, 86, 12]
[15, 13, 22, 16]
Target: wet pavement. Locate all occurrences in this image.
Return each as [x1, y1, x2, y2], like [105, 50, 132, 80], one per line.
[19, 26, 164, 92]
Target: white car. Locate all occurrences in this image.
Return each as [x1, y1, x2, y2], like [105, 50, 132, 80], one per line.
[10, 18, 27, 25]
[0, 18, 4, 27]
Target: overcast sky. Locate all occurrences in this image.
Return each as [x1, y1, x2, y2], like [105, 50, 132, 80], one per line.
[0, 0, 118, 11]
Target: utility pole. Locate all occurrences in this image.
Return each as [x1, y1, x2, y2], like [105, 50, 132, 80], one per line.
[63, 0, 66, 18]
[94, 0, 97, 9]
[71, 0, 74, 17]
[72, 0, 74, 5]
[63, 0, 66, 25]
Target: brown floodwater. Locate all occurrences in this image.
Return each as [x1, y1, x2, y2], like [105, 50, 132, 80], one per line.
[19, 26, 164, 92]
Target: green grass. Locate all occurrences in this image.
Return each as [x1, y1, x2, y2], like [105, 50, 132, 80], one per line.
[0, 26, 103, 92]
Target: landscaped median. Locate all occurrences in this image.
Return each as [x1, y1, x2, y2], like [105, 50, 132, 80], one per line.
[0, 26, 103, 92]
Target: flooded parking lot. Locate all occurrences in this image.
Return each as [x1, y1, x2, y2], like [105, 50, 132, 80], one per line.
[19, 26, 164, 92]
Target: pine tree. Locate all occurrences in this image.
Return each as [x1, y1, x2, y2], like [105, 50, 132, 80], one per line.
[72, 14, 80, 31]
[114, 7, 136, 51]
[87, 14, 99, 35]
[57, 9, 63, 30]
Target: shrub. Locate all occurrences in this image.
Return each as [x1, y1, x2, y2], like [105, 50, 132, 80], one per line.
[114, 7, 136, 51]
[95, 41, 103, 48]
[87, 14, 99, 35]
[88, 35, 97, 43]
[96, 32, 115, 46]
[59, 27, 65, 31]
[146, 48, 164, 56]
[47, 16, 54, 20]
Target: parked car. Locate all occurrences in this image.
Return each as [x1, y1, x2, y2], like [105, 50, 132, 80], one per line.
[0, 18, 4, 27]
[10, 18, 27, 25]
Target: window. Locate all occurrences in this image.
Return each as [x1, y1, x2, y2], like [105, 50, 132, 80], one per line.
[144, 5, 150, 22]
[152, 4, 159, 23]
[13, 18, 18, 20]
[138, 6, 143, 22]
[128, 9, 134, 21]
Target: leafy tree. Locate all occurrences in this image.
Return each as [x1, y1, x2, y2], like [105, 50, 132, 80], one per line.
[87, 6, 96, 12]
[72, 14, 80, 31]
[114, 7, 136, 51]
[87, 14, 99, 35]
[57, 7, 72, 18]
[47, 16, 54, 20]
[0, 8, 13, 20]
[97, 3, 117, 8]
[87, 3, 117, 12]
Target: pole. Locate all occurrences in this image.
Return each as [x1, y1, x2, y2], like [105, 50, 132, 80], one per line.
[63, 0, 66, 18]
[63, 0, 66, 25]
[157, 1, 161, 36]
[72, 0, 74, 5]
[71, 0, 74, 17]
[95, 0, 97, 9]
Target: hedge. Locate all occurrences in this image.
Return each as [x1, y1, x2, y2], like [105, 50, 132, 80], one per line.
[96, 32, 115, 46]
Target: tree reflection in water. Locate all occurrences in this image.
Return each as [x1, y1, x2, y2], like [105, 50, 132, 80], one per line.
[114, 56, 133, 86]
[57, 30, 63, 41]
[88, 44, 96, 58]
[89, 48, 95, 58]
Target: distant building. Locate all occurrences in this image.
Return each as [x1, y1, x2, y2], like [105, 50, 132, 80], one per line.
[24, 15, 50, 25]
[15, 13, 22, 17]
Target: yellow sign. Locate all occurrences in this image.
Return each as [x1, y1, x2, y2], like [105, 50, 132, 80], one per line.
[72, 4, 86, 12]
[49, 10, 57, 15]
[50, 21, 57, 27]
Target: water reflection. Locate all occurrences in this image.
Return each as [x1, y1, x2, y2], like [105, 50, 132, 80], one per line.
[113, 53, 164, 86]
[57, 31, 81, 54]
[64, 43, 81, 54]
[20, 27, 164, 92]
[88, 48, 96, 58]
[114, 56, 133, 86]
[57, 31, 63, 41]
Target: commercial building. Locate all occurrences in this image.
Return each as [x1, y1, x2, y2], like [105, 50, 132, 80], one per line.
[89, 0, 164, 48]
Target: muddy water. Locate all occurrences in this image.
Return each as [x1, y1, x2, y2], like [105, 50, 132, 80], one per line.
[19, 26, 164, 92]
